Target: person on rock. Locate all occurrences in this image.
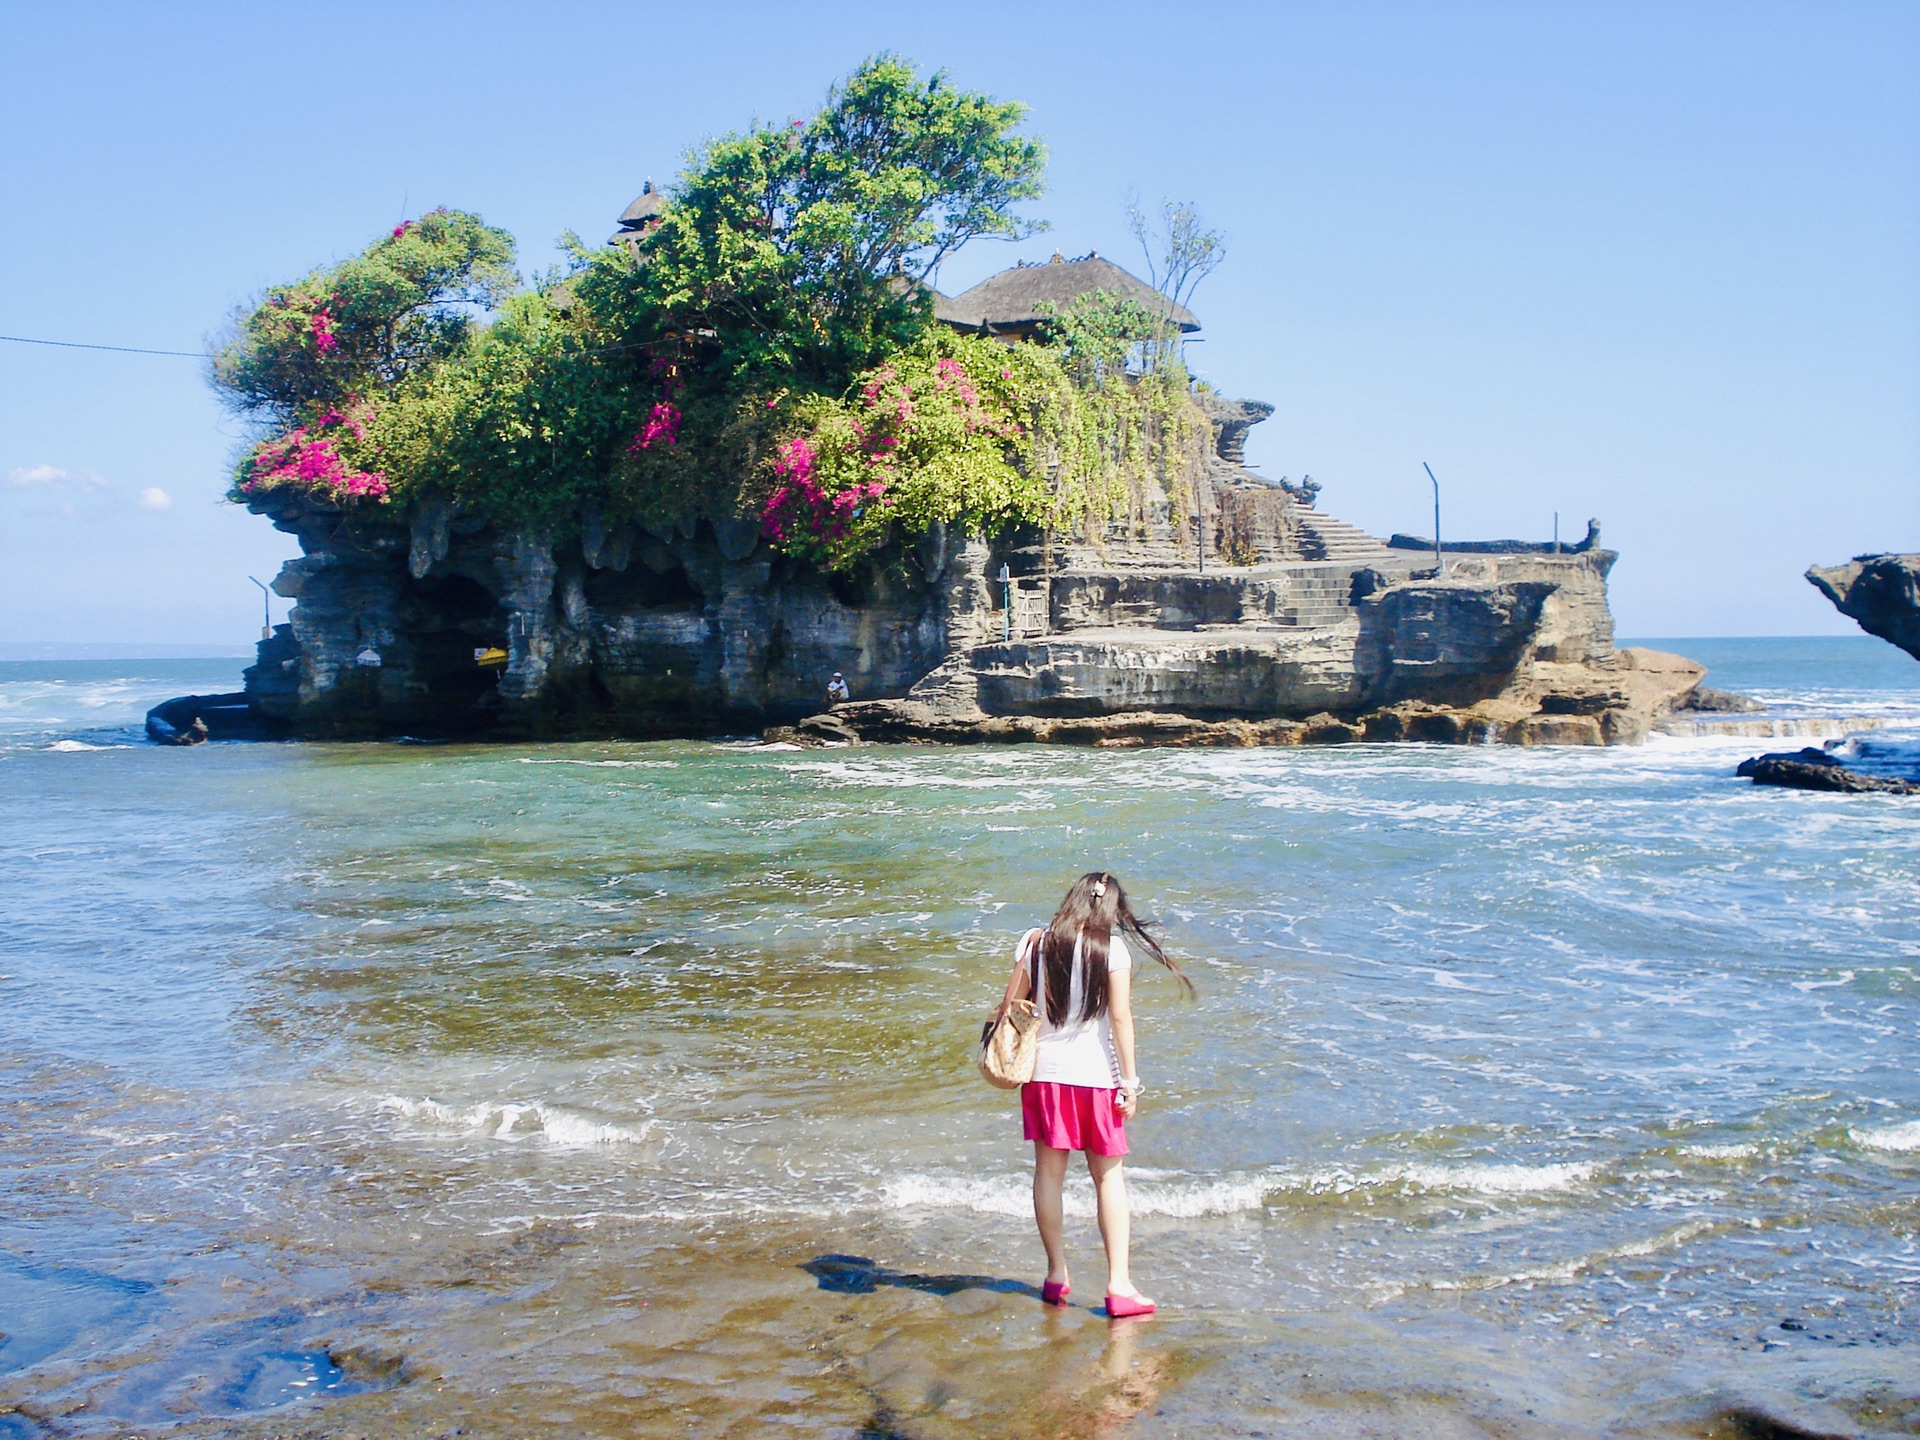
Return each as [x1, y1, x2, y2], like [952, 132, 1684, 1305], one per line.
[994, 872, 1193, 1317]
[825, 672, 851, 704]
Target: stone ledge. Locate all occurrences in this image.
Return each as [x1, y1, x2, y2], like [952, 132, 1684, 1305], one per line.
[775, 694, 1661, 750]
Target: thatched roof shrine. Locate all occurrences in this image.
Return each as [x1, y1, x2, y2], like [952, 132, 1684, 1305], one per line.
[610, 180, 667, 250]
[935, 252, 1198, 341]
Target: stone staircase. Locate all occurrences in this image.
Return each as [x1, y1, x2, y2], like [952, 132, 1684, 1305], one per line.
[1295, 509, 1400, 565]
[1263, 563, 1366, 629]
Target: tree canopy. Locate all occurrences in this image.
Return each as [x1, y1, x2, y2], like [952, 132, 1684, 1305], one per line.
[212, 57, 1218, 570]
[589, 54, 1046, 391]
[212, 208, 518, 423]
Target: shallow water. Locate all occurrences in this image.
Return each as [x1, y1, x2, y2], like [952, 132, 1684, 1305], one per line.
[1, 643, 1917, 1436]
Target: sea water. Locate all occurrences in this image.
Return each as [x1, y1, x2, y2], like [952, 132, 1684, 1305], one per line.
[1, 640, 1916, 1436]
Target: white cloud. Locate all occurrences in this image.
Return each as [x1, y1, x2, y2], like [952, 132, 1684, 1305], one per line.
[8, 464, 105, 489]
[136, 487, 173, 511]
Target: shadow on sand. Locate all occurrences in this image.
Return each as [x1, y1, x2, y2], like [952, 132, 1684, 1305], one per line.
[802, 1253, 1040, 1301]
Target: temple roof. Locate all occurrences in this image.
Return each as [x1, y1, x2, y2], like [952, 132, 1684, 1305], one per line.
[939, 253, 1198, 334]
[616, 180, 666, 230]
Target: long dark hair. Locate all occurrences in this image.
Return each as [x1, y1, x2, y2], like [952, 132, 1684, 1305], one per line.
[1037, 872, 1194, 1025]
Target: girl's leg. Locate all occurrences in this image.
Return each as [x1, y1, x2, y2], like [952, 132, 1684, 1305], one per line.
[1032, 1142, 1070, 1284]
[1086, 1150, 1146, 1299]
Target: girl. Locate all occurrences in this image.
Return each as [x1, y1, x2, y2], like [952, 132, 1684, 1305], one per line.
[997, 872, 1193, 1317]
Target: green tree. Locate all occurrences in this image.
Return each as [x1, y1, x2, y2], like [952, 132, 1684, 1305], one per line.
[1125, 197, 1225, 372]
[599, 54, 1046, 392]
[212, 208, 518, 422]
[365, 289, 642, 528]
[1034, 290, 1166, 385]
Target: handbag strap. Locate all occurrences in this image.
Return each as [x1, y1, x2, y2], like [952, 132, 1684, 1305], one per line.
[1020, 925, 1045, 1021]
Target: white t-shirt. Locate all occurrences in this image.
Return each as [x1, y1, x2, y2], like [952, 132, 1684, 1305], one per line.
[1020, 927, 1133, 1089]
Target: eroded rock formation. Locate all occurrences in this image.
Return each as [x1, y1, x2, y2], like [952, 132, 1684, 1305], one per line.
[1808, 554, 1920, 663]
[226, 399, 1701, 746]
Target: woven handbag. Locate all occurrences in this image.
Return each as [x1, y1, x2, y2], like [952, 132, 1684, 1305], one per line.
[978, 999, 1039, 1089]
[978, 929, 1044, 1090]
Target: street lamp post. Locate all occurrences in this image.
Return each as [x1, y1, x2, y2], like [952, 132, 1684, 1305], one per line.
[248, 576, 272, 640]
[1421, 462, 1443, 576]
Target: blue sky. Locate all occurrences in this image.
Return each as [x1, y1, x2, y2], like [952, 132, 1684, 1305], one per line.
[2, 0, 1914, 645]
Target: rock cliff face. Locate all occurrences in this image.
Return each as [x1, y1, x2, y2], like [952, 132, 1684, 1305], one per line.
[235, 400, 1696, 745]
[244, 491, 968, 738]
[1808, 554, 1920, 664]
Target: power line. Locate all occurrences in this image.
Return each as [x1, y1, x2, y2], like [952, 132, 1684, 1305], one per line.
[1, 333, 203, 358]
[0, 331, 675, 365]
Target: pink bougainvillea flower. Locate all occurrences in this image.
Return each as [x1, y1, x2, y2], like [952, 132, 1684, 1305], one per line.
[245, 422, 387, 505]
[628, 402, 682, 452]
[309, 308, 339, 355]
[772, 437, 816, 484]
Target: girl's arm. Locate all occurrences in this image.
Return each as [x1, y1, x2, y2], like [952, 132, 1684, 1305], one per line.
[996, 929, 1038, 1016]
[1108, 962, 1138, 1118]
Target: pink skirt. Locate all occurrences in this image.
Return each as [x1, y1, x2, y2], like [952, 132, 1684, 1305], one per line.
[1022, 1081, 1129, 1157]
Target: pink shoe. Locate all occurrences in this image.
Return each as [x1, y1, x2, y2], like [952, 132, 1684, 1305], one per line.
[1041, 1279, 1071, 1307]
[1105, 1292, 1156, 1318]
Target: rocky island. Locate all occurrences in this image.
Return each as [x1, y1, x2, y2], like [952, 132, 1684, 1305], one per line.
[226, 404, 1701, 748]
[155, 59, 1707, 749]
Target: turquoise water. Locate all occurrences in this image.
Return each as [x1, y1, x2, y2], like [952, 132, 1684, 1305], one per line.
[1, 642, 1917, 1435]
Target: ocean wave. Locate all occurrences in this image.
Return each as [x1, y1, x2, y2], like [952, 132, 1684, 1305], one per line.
[1680, 1142, 1760, 1160]
[1851, 1120, 1920, 1152]
[1415, 1217, 1720, 1294]
[1376, 1160, 1597, 1194]
[46, 739, 111, 752]
[880, 1158, 1597, 1219]
[377, 1095, 655, 1149]
[784, 758, 1094, 791]
[514, 757, 679, 768]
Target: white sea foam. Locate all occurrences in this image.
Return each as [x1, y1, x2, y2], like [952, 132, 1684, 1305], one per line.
[1793, 970, 1856, 992]
[882, 1174, 1040, 1216]
[785, 760, 1085, 791]
[1382, 1161, 1597, 1194]
[1851, 1120, 1920, 1152]
[881, 1158, 1596, 1219]
[47, 739, 107, 751]
[378, 1095, 654, 1149]
[1418, 1218, 1720, 1294]
[515, 757, 679, 768]
[1657, 715, 1910, 740]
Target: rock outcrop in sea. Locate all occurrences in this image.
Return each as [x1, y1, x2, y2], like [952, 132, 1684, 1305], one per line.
[199, 401, 1705, 747]
[1807, 553, 1920, 664]
[1724, 552, 1920, 796]
[1735, 746, 1918, 796]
